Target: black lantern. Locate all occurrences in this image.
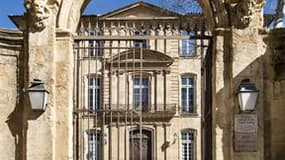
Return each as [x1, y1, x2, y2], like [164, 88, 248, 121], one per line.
[28, 79, 49, 111]
[237, 80, 259, 111]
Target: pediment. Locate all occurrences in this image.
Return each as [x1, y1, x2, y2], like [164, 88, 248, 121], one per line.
[109, 48, 174, 67]
[100, 2, 180, 19]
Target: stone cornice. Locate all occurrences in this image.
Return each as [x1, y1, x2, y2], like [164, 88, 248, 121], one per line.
[0, 28, 23, 49]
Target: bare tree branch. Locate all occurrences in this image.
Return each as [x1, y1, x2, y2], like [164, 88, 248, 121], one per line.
[160, 0, 202, 14]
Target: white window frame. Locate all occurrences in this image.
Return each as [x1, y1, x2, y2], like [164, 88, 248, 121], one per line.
[88, 76, 101, 113]
[181, 74, 196, 113]
[132, 75, 151, 111]
[181, 129, 196, 160]
[87, 131, 101, 160]
[180, 31, 196, 56]
[88, 31, 104, 57]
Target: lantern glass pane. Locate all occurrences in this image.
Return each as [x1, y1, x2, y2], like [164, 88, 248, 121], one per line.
[238, 92, 258, 111]
[29, 91, 44, 110]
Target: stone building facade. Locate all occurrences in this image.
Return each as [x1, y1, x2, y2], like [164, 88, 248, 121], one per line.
[0, 0, 285, 160]
[73, 2, 210, 160]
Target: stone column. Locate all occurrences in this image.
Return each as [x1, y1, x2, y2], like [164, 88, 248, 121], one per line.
[54, 30, 74, 159]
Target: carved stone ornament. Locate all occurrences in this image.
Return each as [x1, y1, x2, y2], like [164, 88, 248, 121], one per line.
[25, 0, 60, 32]
[230, 0, 257, 28]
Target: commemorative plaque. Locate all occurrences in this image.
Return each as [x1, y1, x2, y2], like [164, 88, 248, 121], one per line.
[234, 114, 257, 152]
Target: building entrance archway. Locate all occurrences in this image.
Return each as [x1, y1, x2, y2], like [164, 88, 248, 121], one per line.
[130, 130, 152, 160]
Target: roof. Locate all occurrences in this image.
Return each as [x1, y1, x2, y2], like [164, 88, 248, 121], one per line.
[98, 1, 181, 19]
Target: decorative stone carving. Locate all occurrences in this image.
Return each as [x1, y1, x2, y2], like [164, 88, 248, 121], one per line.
[230, 0, 256, 28]
[24, 0, 61, 32]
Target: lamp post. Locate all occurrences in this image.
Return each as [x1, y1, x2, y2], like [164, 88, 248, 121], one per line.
[237, 80, 259, 111]
[28, 79, 49, 111]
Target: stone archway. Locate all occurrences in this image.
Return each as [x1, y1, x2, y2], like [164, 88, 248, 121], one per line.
[21, 0, 267, 160]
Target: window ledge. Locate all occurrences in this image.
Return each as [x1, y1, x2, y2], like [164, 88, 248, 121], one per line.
[178, 113, 199, 117]
[180, 55, 199, 59]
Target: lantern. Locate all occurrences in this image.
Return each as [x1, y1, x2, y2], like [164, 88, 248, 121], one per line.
[237, 80, 259, 111]
[28, 79, 49, 111]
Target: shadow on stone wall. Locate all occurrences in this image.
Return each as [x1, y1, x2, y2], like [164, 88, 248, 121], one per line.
[4, 51, 26, 160]
[210, 29, 285, 160]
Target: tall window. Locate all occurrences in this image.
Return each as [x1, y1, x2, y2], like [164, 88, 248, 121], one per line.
[133, 76, 149, 111]
[181, 75, 195, 113]
[181, 130, 195, 160]
[88, 31, 104, 57]
[87, 131, 101, 160]
[88, 76, 101, 112]
[180, 31, 196, 56]
[129, 130, 152, 160]
[133, 31, 147, 48]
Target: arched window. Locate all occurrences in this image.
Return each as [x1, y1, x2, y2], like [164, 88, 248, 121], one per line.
[181, 74, 196, 113]
[88, 75, 101, 112]
[181, 129, 196, 160]
[129, 129, 152, 160]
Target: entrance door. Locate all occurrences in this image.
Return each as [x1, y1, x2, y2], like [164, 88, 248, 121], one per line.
[130, 130, 152, 160]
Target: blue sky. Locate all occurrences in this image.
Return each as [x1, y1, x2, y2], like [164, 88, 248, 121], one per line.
[0, 0, 277, 29]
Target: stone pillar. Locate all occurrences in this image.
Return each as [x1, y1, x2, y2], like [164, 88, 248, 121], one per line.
[22, 0, 89, 159]
[264, 29, 285, 160]
[231, 28, 264, 160]
[156, 71, 164, 110]
[212, 28, 231, 160]
[26, 20, 75, 160]
[54, 30, 74, 159]
[212, 26, 265, 160]
[156, 125, 164, 160]
[26, 15, 57, 160]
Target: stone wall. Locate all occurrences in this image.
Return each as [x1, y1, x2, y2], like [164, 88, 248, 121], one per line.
[0, 28, 23, 160]
[264, 29, 285, 160]
[211, 26, 266, 160]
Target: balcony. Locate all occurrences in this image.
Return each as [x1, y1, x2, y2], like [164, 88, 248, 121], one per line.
[76, 104, 179, 120]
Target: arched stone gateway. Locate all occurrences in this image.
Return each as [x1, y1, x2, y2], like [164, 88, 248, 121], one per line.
[3, 0, 282, 160]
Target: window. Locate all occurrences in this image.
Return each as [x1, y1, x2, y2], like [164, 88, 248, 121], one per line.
[133, 31, 147, 48]
[87, 131, 101, 160]
[181, 130, 195, 160]
[181, 75, 195, 113]
[133, 76, 149, 111]
[88, 76, 101, 112]
[129, 129, 152, 160]
[88, 31, 104, 57]
[180, 31, 196, 56]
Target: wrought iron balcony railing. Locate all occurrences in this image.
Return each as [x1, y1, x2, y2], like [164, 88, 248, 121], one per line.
[75, 104, 179, 117]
